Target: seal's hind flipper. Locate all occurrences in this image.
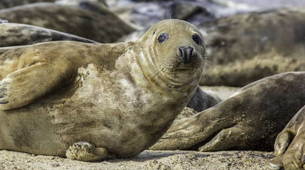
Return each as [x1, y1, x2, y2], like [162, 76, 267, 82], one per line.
[0, 61, 74, 110]
[66, 142, 108, 162]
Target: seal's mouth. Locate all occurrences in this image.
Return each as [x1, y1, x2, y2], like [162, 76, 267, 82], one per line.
[158, 63, 203, 87]
[160, 67, 198, 74]
[158, 51, 203, 82]
[175, 68, 196, 71]
[175, 54, 203, 71]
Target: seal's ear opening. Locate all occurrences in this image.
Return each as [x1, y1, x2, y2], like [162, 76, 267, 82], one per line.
[157, 33, 169, 44]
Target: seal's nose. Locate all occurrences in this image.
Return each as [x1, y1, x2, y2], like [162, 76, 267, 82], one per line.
[179, 46, 194, 64]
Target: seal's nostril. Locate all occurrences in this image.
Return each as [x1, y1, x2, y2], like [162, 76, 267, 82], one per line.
[179, 47, 185, 56]
[178, 46, 194, 64]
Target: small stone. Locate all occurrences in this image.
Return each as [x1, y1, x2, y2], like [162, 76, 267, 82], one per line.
[51, 163, 60, 167]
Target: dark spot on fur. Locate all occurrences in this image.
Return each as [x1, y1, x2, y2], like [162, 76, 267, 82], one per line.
[50, 32, 68, 41]
[120, 131, 137, 144]
[7, 28, 19, 34]
[0, 48, 24, 61]
[79, 2, 108, 16]
[30, 30, 50, 43]
[293, 22, 305, 44]
[12, 125, 32, 148]
[125, 73, 136, 88]
[50, 32, 95, 43]
[78, 15, 93, 21]
[216, 25, 231, 34]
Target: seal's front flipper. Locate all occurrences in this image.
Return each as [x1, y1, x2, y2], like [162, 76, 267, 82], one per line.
[0, 62, 73, 110]
[266, 155, 283, 170]
[266, 105, 305, 170]
[66, 142, 108, 162]
[274, 130, 294, 156]
[265, 131, 292, 168]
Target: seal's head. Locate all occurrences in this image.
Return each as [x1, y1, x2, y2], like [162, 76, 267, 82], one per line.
[136, 19, 205, 89]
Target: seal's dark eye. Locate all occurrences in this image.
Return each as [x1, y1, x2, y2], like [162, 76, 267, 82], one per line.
[157, 33, 169, 44]
[192, 34, 202, 45]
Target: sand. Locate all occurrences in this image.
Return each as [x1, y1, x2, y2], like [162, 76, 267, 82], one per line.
[0, 150, 273, 170]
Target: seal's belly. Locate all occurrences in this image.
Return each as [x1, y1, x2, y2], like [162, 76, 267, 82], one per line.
[45, 65, 181, 157]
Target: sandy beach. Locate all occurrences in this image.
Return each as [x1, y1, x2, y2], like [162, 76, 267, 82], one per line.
[0, 150, 273, 170]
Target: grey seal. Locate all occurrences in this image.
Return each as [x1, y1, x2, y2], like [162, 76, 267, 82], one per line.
[0, 19, 205, 161]
[187, 86, 221, 112]
[266, 105, 305, 170]
[151, 72, 305, 152]
[0, 2, 135, 43]
[199, 7, 305, 86]
[0, 23, 96, 47]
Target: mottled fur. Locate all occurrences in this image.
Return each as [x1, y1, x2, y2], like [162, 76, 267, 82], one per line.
[0, 23, 95, 47]
[199, 7, 305, 86]
[0, 20, 205, 160]
[0, 3, 135, 43]
[152, 72, 305, 152]
[0, 0, 56, 9]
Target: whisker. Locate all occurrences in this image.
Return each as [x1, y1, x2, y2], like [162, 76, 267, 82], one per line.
[204, 59, 214, 65]
[204, 59, 213, 65]
[201, 74, 213, 80]
[204, 64, 213, 69]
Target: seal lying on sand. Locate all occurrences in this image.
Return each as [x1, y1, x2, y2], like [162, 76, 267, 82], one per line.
[0, 22, 211, 112]
[0, 23, 96, 47]
[56, 0, 107, 7]
[0, 0, 106, 9]
[151, 72, 305, 151]
[0, 19, 205, 161]
[0, 0, 56, 9]
[199, 7, 305, 86]
[118, 8, 305, 87]
[0, 2, 135, 43]
[187, 86, 221, 112]
[266, 105, 305, 170]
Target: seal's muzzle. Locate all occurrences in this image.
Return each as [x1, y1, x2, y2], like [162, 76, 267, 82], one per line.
[179, 46, 195, 64]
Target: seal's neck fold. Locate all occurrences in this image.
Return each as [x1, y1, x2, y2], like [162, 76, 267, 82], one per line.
[134, 43, 200, 93]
